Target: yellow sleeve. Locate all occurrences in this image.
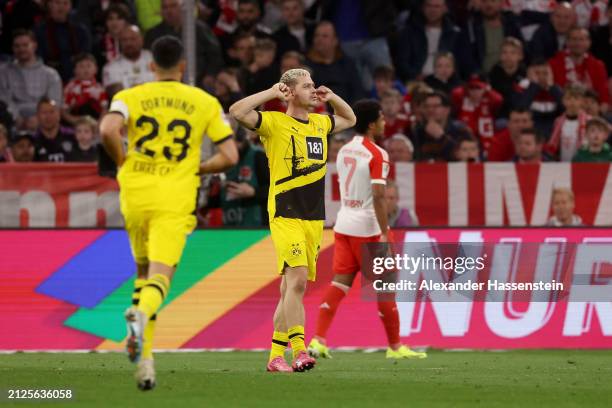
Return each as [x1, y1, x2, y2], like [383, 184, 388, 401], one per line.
[326, 114, 335, 135]
[205, 98, 233, 143]
[254, 111, 273, 139]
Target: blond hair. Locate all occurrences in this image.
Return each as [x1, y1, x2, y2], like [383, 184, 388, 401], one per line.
[75, 115, 98, 134]
[552, 187, 575, 202]
[279, 68, 311, 88]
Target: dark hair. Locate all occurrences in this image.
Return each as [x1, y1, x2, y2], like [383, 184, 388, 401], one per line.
[373, 65, 395, 81]
[455, 134, 478, 147]
[104, 3, 132, 22]
[529, 56, 549, 67]
[73, 52, 97, 66]
[151, 36, 184, 70]
[12, 29, 36, 42]
[353, 99, 382, 134]
[37, 96, 59, 110]
[238, 0, 260, 8]
[520, 128, 545, 144]
[509, 107, 532, 116]
[426, 90, 451, 107]
[583, 89, 599, 101]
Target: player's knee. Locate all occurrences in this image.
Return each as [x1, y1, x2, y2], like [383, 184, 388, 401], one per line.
[287, 277, 307, 295]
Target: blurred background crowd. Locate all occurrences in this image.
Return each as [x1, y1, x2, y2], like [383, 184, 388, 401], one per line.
[0, 0, 610, 227]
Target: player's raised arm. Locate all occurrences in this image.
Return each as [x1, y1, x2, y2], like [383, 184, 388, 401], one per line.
[228, 83, 290, 129]
[315, 86, 356, 134]
[100, 112, 126, 167]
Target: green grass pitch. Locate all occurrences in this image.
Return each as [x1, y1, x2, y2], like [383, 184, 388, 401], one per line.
[1, 350, 611, 407]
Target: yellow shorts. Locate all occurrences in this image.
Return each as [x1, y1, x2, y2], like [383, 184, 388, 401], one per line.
[269, 217, 324, 281]
[122, 208, 196, 267]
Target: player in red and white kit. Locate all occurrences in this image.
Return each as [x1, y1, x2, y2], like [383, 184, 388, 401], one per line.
[308, 100, 427, 360]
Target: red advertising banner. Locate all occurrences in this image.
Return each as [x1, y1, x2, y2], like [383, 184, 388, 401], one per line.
[1, 163, 611, 227]
[0, 164, 120, 227]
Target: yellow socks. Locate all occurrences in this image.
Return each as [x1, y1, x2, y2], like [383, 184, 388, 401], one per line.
[137, 274, 170, 319]
[132, 278, 157, 360]
[132, 278, 146, 306]
[288, 325, 306, 358]
[269, 331, 289, 362]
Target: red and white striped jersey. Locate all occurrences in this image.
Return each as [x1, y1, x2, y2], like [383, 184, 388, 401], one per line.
[334, 135, 390, 237]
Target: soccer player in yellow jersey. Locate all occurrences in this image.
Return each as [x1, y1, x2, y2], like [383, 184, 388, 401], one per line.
[229, 69, 356, 372]
[99, 36, 238, 390]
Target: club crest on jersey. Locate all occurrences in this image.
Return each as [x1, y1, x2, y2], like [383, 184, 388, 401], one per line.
[290, 243, 302, 257]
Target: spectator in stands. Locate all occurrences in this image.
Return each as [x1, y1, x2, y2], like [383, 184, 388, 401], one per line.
[68, 115, 98, 162]
[0, 0, 44, 55]
[546, 85, 590, 161]
[549, 27, 610, 109]
[371, 65, 407, 100]
[99, 4, 132, 66]
[220, 0, 272, 59]
[488, 37, 525, 118]
[0, 123, 12, 162]
[226, 32, 256, 68]
[582, 88, 612, 123]
[280, 50, 305, 73]
[213, 69, 244, 112]
[33, 97, 75, 162]
[62, 53, 108, 125]
[385, 134, 414, 162]
[220, 127, 269, 226]
[514, 128, 547, 163]
[273, 0, 315, 58]
[381, 90, 409, 139]
[488, 108, 534, 161]
[573, 117, 612, 162]
[529, 3, 577, 61]
[328, 133, 349, 163]
[134, 0, 161, 32]
[75, 1, 135, 47]
[517, 58, 564, 136]
[241, 38, 279, 95]
[315, 0, 396, 91]
[10, 132, 35, 162]
[260, 0, 285, 32]
[145, 0, 224, 83]
[590, 4, 612, 82]
[102, 25, 154, 90]
[454, 135, 481, 162]
[412, 91, 468, 162]
[547, 187, 583, 226]
[572, 0, 608, 29]
[403, 83, 434, 134]
[464, 0, 523, 74]
[306, 21, 364, 104]
[424, 52, 462, 96]
[34, 0, 91, 82]
[0, 30, 62, 129]
[396, 0, 473, 82]
[386, 180, 419, 227]
[451, 75, 503, 153]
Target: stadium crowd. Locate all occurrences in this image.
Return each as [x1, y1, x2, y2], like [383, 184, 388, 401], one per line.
[0, 0, 609, 226]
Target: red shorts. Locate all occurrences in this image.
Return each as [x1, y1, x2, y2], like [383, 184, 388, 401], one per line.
[332, 231, 381, 275]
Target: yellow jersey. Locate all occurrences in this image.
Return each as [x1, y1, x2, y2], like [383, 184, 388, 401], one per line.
[109, 80, 232, 214]
[254, 110, 334, 220]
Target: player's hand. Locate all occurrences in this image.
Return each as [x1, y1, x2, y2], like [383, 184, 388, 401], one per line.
[226, 181, 255, 198]
[271, 83, 291, 101]
[315, 86, 334, 103]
